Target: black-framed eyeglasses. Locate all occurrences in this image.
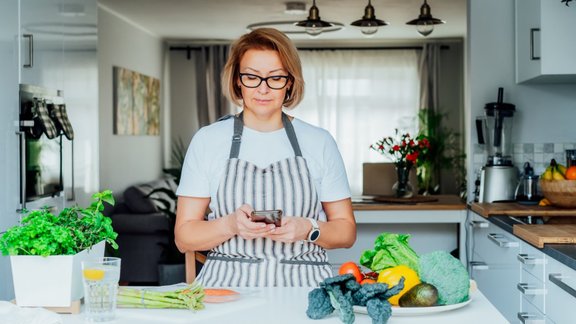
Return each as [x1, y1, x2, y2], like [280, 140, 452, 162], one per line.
[239, 73, 290, 90]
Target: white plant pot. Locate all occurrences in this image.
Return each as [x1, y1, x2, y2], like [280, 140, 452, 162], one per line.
[10, 240, 105, 307]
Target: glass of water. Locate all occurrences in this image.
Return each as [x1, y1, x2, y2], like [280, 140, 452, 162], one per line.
[81, 257, 121, 322]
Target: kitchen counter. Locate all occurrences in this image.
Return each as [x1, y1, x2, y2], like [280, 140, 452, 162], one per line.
[353, 195, 466, 211]
[470, 202, 576, 217]
[61, 287, 507, 324]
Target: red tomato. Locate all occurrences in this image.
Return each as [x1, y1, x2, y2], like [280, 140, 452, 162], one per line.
[338, 262, 363, 283]
[360, 278, 376, 285]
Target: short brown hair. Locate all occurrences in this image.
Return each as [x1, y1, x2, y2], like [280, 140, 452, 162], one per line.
[222, 28, 304, 109]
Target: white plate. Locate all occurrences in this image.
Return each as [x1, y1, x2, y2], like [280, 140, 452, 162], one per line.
[353, 296, 472, 317]
[354, 279, 477, 317]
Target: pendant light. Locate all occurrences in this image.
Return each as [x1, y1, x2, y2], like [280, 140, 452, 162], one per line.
[406, 0, 445, 37]
[295, 0, 333, 37]
[351, 0, 388, 37]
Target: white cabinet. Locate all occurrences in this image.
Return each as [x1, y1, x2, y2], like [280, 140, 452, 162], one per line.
[468, 212, 520, 323]
[0, 0, 21, 302]
[546, 256, 576, 324]
[518, 240, 549, 324]
[515, 0, 576, 83]
[0, 0, 97, 301]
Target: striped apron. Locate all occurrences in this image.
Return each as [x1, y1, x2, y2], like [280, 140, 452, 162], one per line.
[196, 113, 333, 287]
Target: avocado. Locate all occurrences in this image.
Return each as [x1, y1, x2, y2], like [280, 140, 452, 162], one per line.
[398, 282, 439, 307]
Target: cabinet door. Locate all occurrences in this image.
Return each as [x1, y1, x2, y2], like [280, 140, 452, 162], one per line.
[469, 213, 520, 323]
[546, 257, 576, 324]
[515, 0, 541, 83]
[540, 0, 576, 77]
[20, 0, 64, 89]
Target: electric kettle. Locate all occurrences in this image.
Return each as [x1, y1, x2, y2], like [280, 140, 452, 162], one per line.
[515, 162, 542, 204]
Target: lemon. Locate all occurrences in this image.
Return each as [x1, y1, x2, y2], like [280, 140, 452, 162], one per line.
[83, 268, 105, 281]
[377, 265, 420, 306]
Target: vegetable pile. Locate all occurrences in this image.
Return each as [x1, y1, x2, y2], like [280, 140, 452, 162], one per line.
[118, 282, 205, 310]
[357, 232, 471, 308]
[306, 273, 405, 324]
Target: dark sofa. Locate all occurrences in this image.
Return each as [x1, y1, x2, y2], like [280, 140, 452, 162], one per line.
[105, 178, 182, 284]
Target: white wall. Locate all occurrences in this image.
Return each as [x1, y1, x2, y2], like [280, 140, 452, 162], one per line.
[97, 5, 165, 194]
[466, 0, 576, 198]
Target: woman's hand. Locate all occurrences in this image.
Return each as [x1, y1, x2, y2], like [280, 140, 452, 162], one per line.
[264, 216, 310, 243]
[227, 204, 276, 240]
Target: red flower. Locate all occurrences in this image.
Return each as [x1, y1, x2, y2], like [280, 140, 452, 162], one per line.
[370, 130, 430, 167]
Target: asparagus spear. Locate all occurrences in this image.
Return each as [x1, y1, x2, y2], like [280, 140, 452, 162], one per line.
[117, 282, 205, 311]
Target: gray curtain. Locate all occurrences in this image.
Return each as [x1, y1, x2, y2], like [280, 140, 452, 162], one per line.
[195, 45, 230, 126]
[418, 43, 441, 111]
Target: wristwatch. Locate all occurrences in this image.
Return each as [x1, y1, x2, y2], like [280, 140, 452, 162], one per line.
[307, 218, 321, 243]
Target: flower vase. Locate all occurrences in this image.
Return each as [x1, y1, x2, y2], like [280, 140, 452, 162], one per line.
[393, 164, 414, 198]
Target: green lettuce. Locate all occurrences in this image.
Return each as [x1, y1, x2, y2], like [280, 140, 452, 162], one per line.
[359, 233, 420, 274]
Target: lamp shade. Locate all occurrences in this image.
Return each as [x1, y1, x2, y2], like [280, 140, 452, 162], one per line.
[295, 0, 333, 36]
[406, 0, 445, 36]
[351, 0, 388, 36]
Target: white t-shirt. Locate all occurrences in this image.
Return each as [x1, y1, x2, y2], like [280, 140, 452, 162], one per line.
[176, 116, 351, 210]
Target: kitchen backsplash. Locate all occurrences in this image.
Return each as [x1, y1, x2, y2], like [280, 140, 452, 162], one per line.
[472, 143, 575, 177]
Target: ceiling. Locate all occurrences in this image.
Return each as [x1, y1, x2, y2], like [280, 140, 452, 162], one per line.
[98, 0, 467, 43]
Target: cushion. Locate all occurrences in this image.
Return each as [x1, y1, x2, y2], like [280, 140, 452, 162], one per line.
[124, 178, 178, 216]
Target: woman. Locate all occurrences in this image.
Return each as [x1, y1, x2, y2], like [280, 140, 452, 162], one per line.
[175, 28, 355, 287]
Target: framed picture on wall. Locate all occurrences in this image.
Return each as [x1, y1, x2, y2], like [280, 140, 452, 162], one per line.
[113, 66, 160, 136]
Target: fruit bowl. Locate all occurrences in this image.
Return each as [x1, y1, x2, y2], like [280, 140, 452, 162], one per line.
[540, 179, 576, 208]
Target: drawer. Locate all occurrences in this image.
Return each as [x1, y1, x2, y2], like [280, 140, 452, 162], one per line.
[519, 268, 547, 314]
[546, 259, 576, 324]
[518, 297, 552, 324]
[474, 230, 520, 264]
[518, 242, 546, 282]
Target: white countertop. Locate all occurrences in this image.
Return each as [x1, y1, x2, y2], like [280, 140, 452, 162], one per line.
[61, 287, 507, 324]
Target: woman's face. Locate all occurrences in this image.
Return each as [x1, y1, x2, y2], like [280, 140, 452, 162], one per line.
[238, 49, 291, 118]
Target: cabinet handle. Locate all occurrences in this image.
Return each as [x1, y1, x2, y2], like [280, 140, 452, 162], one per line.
[517, 312, 545, 324]
[549, 273, 576, 298]
[469, 220, 489, 228]
[517, 283, 546, 295]
[15, 130, 27, 213]
[530, 28, 540, 61]
[487, 233, 519, 248]
[23, 34, 34, 68]
[517, 254, 545, 265]
[470, 261, 489, 270]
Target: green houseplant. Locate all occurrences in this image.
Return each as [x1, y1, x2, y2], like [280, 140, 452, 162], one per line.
[0, 190, 119, 308]
[417, 109, 466, 197]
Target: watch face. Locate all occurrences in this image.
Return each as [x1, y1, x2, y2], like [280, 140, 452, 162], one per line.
[310, 230, 320, 242]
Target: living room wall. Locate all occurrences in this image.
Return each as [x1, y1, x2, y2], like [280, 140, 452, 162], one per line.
[98, 5, 165, 195]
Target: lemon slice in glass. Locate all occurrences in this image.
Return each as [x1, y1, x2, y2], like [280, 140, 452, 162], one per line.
[83, 268, 105, 281]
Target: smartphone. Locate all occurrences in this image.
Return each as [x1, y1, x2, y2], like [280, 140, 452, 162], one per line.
[250, 210, 283, 227]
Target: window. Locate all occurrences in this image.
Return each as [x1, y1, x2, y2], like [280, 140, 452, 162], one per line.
[292, 49, 420, 195]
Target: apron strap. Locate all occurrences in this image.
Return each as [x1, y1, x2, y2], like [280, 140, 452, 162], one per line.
[229, 112, 244, 159]
[281, 112, 302, 157]
[229, 111, 303, 158]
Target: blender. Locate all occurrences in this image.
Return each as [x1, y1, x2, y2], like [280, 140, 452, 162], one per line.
[476, 88, 518, 203]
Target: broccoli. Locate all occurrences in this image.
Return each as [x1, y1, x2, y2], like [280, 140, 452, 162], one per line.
[307, 273, 401, 324]
[306, 288, 334, 319]
[366, 298, 392, 324]
[419, 251, 470, 305]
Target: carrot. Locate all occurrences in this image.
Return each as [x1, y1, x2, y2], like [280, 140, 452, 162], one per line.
[203, 288, 241, 303]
